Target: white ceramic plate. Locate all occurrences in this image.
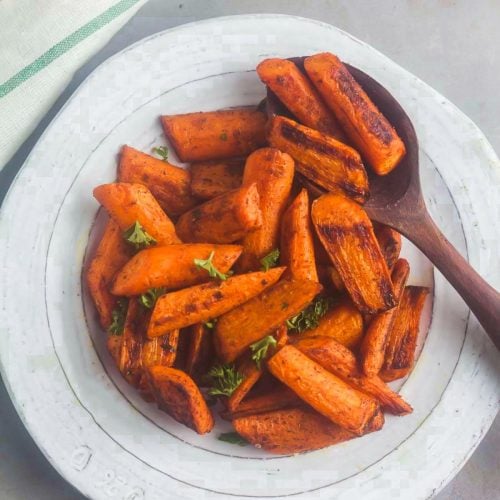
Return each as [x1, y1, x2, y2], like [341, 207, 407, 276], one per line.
[0, 14, 499, 500]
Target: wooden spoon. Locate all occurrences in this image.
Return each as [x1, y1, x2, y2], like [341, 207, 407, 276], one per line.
[266, 59, 500, 349]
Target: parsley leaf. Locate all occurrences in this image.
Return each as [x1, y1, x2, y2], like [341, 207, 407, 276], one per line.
[152, 146, 169, 161]
[260, 248, 280, 271]
[204, 318, 218, 329]
[206, 364, 243, 397]
[139, 287, 166, 309]
[219, 131, 228, 141]
[286, 296, 333, 334]
[194, 251, 233, 280]
[250, 335, 277, 369]
[218, 432, 248, 446]
[123, 221, 157, 250]
[108, 299, 128, 335]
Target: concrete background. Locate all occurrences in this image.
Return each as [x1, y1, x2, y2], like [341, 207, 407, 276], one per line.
[0, 1, 498, 498]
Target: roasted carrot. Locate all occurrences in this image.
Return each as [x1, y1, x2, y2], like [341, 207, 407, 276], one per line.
[185, 323, 213, 381]
[161, 108, 267, 162]
[142, 330, 179, 369]
[304, 52, 406, 175]
[280, 189, 318, 282]
[256, 58, 344, 139]
[382, 286, 429, 381]
[373, 222, 402, 269]
[312, 193, 396, 314]
[175, 184, 263, 243]
[190, 159, 244, 200]
[147, 366, 214, 434]
[294, 336, 412, 415]
[111, 243, 242, 296]
[93, 183, 180, 245]
[227, 357, 263, 412]
[268, 115, 369, 203]
[148, 267, 285, 337]
[221, 387, 302, 420]
[234, 407, 354, 454]
[360, 259, 410, 377]
[267, 345, 380, 435]
[86, 219, 131, 329]
[238, 148, 294, 271]
[300, 298, 364, 349]
[215, 279, 322, 363]
[118, 145, 197, 216]
[107, 334, 122, 365]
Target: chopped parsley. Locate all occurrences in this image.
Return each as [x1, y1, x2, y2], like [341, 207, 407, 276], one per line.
[123, 221, 156, 250]
[152, 145, 169, 161]
[139, 287, 166, 309]
[108, 299, 128, 335]
[194, 251, 233, 280]
[286, 296, 333, 334]
[206, 364, 243, 397]
[250, 335, 278, 369]
[260, 248, 280, 271]
[218, 432, 248, 446]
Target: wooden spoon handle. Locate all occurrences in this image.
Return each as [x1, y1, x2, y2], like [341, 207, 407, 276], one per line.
[399, 211, 500, 349]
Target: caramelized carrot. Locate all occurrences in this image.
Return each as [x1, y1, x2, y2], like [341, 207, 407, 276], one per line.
[111, 243, 242, 296]
[185, 323, 213, 381]
[147, 366, 214, 434]
[373, 222, 402, 269]
[268, 115, 369, 203]
[190, 159, 244, 200]
[267, 345, 380, 435]
[382, 286, 429, 381]
[161, 108, 267, 162]
[280, 189, 318, 281]
[227, 357, 263, 412]
[86, 219, 131, 328]
[175, 184, 263, 243]
[238, 148, 294, 271]
[118, 145, 197, 216]
[294, 336, 412, 415]
[300, 298, 364, 349]
[148, 267, 285, 337]
[304, 52, 406, 175]
[360, 259, 410, 377]
[256, 58, 344, 138]
[215, 279, 322, 363]
[93, 183, 180, 245]
[312, 193, 396, 314]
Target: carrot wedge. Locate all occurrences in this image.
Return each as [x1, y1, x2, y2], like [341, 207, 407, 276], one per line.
[215, 279, 322, 363]
[148, 267, 285, 337]
[268, 115, 369, 203]
[256, 58, 344, 139]
[373, 222, 402, 269]
[118, 145, 197, 216]
[111, 243, 242, 296]
[238, 148, 295, 271]
[146, 366, 214, 434]
[360, 259, 410, 377]
[304, 52, 406, 175]
[382, 286, 430, 381]
[227, 357, 263, 413]
[267, 345, 380, 435]
[312, 193, 396, 314]
[86, 219, 131, 329]
[161, 108, 267, 162]
[221, 387, 302, 420]
[300, 298, 364, 349]
[175, 184, 263, 243]
[293, 336, 412, 415]
[280, 189, 318, 282]
[190, 159, 244, 200]
[185, 324, 213, 381]
[93, 183, 180, 245]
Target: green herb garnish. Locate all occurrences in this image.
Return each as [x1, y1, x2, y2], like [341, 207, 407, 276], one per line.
[219, 132, 228, 141]
[286, 296, 332, 334]
[108, 299, 128, 335]
[218, 432, 248, 446]
[194, 251, 233, 280]
[206, 364, 243, 397]
[204, 318, 218, 329]
[260, 248, 280, 271]
[152, 145, 169, 161]
[139, 287, 166, 309]
[250, 335, 277, 369]
[123, 221, 157, 250]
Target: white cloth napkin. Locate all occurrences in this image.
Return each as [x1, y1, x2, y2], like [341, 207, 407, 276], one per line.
[0, 0, 146, 171]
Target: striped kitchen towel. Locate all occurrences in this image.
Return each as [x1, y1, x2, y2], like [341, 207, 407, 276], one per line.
[0, 0, 146, 171]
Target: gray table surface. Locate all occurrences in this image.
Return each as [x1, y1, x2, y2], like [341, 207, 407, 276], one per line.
[0, 1, 498, 499]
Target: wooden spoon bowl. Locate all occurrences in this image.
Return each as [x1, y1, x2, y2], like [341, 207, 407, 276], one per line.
[266, 57, 500, 348]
